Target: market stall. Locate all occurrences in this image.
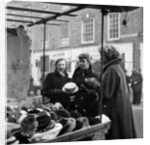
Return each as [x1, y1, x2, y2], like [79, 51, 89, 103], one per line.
[6, 2, 139, 144]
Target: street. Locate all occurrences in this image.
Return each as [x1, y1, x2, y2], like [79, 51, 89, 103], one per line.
[132, 102, 143, 138]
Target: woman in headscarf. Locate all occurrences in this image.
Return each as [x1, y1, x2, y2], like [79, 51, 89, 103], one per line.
[72, 53, 100, 117]
[41, 58, 71, 109]
[86, 45, 137, 139]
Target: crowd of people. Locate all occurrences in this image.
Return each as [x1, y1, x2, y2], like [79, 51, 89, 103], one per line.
[40, 45, 142, 140]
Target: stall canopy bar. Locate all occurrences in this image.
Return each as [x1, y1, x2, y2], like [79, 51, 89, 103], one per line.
[7, 6, 77, 17]
[7, 13, 69, 23]
[28, 5, 86, 26]
[7, 13, 44, 19]
[7, 18, 33, 24]
[7, 18, 60, 26]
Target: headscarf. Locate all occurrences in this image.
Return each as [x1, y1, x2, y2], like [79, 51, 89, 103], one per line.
[103, 45, 121, 62]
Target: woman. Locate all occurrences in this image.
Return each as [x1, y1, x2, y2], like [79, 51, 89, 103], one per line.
[86, 45, 137, 139]
[72, 53, 99, 117]
[131, 69, 143, 105]
[41, 58, 71, 109]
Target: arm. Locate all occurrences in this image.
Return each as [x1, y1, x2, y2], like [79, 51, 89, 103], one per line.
[41, 74, 61, 98]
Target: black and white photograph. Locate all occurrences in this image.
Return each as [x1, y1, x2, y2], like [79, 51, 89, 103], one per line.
[0, 0, 147, 144]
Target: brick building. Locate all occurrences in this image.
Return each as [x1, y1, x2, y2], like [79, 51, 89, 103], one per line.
[6, 2, 143, 84]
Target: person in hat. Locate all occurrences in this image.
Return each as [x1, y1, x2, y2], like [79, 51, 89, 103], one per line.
[130, 68, 143, 105]
[41, 58, 71, 109]
[86, 45, 137, 139]
[72, 53, 100, 117]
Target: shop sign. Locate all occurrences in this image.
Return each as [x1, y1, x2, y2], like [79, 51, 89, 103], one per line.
[50, 51, 71, 60]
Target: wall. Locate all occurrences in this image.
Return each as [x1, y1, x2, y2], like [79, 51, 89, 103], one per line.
[7, 28, 31, 102]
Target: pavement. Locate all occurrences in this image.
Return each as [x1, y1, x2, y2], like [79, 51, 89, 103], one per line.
[132, 102, 143, 138]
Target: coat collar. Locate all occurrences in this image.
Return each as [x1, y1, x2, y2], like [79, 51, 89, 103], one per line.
[103, 57, 122, 72]
[54, 70, 68, 77]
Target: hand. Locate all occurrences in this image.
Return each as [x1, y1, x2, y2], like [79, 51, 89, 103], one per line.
[85, 77, 100, 88]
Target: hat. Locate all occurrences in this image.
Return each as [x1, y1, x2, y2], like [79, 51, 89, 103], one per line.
[6, 136, 19, 145]
[103, 45, 120, 61]
[36, 111, 55, 132]
[7, 123, 21, 138]
[73, 117, 90, 131]
[70, 110, 82, 119]
[20, 114, 38, 138]
[78, 53, 92, 65]
[31, 123, 63, 142]
[62, 82, 78, 94]
[54, 108, 70, 120]
[58, 117, 76, 135]
[88, 116, 101, 125]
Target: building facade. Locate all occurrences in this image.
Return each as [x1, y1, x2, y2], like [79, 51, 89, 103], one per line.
[13, 3, 142, 84]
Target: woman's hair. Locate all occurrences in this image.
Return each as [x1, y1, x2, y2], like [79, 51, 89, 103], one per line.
[55, 58, 66, 67]
[78, 53, 92, 65]
[54, 58, 67, 73]
[103, 45, 121, 62]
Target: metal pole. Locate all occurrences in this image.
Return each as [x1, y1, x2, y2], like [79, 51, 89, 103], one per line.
[99, 8, 108, 122]
[42, 20, 46, 104]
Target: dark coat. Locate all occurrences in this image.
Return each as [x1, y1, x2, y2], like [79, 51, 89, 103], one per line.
[41, 71, 71, 108]
[72, 67, 100, 117]
[131, 72, 143, 92]
[102, 58, 137, 139]
[130, 72, 143, 104]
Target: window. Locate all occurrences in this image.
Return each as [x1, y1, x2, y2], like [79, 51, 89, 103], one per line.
[108, 13, 120, 40]
[81, 18, 95, 44]
[60, 22, 69, 46]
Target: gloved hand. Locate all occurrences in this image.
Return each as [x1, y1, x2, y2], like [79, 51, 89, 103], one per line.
[85, 77, 100, 89]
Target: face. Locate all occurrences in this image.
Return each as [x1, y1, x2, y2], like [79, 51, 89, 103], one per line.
[56, 60, 66, 72]
[79, 58, 90, 70]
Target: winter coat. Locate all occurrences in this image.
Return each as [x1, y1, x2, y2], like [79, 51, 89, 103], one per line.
[102, 58, 137, 139]
[72, 67, 100, 117]
[131, 72, 143, 92]
[41, 71, 71, 108]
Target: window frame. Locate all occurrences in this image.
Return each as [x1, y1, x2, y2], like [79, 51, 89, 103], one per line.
[81, 18, 95, 44]
[107, 13, 120, 41]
